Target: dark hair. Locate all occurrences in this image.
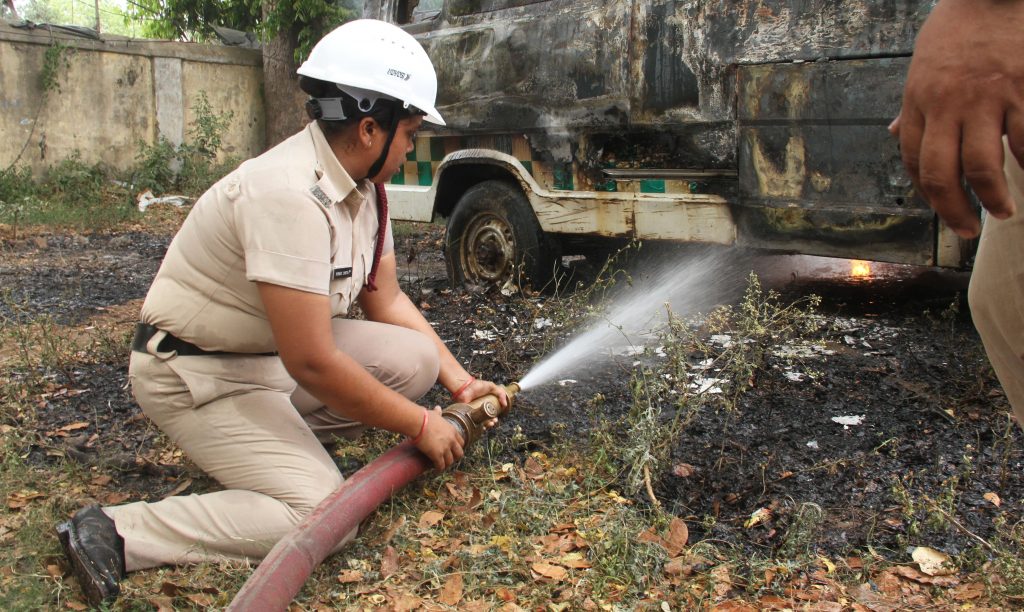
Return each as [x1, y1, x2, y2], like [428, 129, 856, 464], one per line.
[299, 75, 415, 136]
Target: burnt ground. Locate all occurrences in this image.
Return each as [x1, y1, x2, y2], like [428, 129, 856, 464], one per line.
[2, 220, 1022, 569]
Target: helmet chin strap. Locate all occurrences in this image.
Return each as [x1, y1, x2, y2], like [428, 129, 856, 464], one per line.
[362, 106, 398, 182]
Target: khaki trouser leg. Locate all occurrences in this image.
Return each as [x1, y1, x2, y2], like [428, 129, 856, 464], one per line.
[109, 351, 348, 571]
[969, 141, 1024, 425]
[291, 319, 440, 442]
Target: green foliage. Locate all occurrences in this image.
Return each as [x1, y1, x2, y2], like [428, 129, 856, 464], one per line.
[39, 41, 71, 94]
[133, 136, 179, 195]
[0, 166, 38, 205]
[128, 0, 359, 61]
[132, 91, 239, 196]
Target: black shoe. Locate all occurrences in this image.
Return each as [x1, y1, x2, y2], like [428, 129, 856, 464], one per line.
[56, 505, 126, 606]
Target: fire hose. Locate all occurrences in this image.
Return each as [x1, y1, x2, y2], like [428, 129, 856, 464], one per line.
[226, 383, 521, 610]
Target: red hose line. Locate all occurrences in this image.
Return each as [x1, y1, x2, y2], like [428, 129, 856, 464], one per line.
[227, 441, 433, 611]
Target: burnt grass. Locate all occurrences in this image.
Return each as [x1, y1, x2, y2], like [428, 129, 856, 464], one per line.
[3, 221, 1022, 569]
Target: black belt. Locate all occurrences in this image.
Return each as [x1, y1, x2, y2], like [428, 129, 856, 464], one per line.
[132, 323, 277, 357]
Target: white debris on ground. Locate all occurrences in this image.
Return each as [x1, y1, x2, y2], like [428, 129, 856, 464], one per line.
[784, 371, 806, 382]
[690, 376, 724, 394]
[772, 343, 835, 359]
[710, 334, 734, 348]
[472, 329, 496, 341]
[136, 190, 193, 212]
[831, 414, 866, 428]
[807, 440, 820, 449]
[557, 379, 577, 386]
[534, 318, 553, 330]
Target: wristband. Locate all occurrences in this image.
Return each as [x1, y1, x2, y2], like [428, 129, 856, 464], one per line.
[451, 376, 476, 400]
[410, 410, 429, 445]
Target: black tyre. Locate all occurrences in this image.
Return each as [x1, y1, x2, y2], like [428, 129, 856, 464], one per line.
[445, 180, 559, 290]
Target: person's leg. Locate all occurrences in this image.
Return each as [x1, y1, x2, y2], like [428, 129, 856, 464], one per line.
[105, 352, 351, 571]
[968, 142, 1024, 424]
[292, 319, 440, 440]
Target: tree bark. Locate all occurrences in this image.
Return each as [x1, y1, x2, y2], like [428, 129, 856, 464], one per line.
[261, 4, 309, 149]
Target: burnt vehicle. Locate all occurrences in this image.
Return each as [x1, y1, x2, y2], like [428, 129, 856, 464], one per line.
[362, 0, 969, 288]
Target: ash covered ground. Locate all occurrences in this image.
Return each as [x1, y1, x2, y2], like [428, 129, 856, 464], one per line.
[2, 221, 1020, 563]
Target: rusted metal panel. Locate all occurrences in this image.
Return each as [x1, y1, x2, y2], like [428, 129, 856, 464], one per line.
[734, 206, 934, 265]
[736, 56, 935, 264]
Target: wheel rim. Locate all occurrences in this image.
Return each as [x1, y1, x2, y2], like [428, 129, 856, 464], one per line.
[461, 213, 516, 283]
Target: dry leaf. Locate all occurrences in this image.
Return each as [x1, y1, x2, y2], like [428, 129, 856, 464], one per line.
[145, 596, 176, 612]
[102, 491, 131, 505]
[532, 562, 568, 581]
[378, 516, 406, 545]
[672, 463, 696, 477]
[951, 581, 985, 601]
[665, 517, 689, 555]
[185, 592, 214, 607]
[165, 478, 193, 498]
[65, 600, 89, 611]
[744, 508, 772, 529]
[438, 573, 463, 606]
[418, 510, 445, 529]
[7, 490, 45, 510]
[711, 565, 733, 598]
[911, 546, 954, 576]
[983, 492, 1001, 507]
[494, 586, 517, 602]
[894, 565, 959, 587]
[381, 545, 399, 578]
[524, 456, 545, 479]
[337, 569, 363, 584]
[90, 475, 112, 486]
[46, 563, 62, 578]
[558, 552, 591, 569]
[455, 488, 483, 513]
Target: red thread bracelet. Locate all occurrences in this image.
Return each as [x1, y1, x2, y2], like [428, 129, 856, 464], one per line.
[410, 410, 428, 444]
[451, 376, 476, 400]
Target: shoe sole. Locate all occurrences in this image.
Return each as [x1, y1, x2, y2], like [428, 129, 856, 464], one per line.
[56, 519, 120, 605]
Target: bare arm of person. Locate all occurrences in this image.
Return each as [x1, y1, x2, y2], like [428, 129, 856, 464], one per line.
[891, 0, 1024, 238]
[257, 281, 464, 470]
[359, 251, 509, 408]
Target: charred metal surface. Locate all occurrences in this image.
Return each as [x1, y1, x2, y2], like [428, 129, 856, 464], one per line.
[736, 56, 932, 263]
[364, 0, 964, 266]
[365, 0, 933, 177]
[734, 206, 934, 265]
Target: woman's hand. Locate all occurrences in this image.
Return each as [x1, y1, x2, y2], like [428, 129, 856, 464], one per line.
[414, 407, 465, 470]
[452, 377, 508, 407]
[451, 377, 507, 433]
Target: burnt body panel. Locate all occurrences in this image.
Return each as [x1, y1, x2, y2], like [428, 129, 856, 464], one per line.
[736, 57, 933, 264]
[364, 0, 971, 268]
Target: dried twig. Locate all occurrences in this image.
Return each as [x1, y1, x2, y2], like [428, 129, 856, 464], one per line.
[643, 464, 661, 510]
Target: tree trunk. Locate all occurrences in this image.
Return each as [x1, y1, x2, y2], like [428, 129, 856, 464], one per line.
[261, 5, 308, 149]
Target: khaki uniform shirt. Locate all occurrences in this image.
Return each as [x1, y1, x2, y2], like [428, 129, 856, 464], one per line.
[140, 121, 394, 354]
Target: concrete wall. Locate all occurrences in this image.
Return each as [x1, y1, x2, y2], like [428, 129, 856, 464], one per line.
[0, 21, 265, 176]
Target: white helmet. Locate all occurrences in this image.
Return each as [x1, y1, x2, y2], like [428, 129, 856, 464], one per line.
[297, 19, 445, 126]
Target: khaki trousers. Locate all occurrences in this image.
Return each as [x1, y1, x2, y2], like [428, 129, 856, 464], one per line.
[106, 319, 439, 571]
[969, 142, 1024, 425]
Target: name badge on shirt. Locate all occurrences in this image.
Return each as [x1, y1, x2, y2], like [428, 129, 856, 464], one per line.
[332, 267, 353, 280]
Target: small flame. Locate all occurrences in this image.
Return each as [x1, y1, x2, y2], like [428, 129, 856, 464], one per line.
[850, 260, 872, 278]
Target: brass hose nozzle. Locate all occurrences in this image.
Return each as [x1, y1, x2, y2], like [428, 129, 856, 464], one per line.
[441, 382, 520, 447]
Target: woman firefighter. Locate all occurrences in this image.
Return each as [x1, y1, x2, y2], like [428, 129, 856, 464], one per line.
[56, 19, 508, 605]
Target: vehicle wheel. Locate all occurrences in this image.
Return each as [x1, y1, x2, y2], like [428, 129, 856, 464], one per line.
[445, 180, 559, 290]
